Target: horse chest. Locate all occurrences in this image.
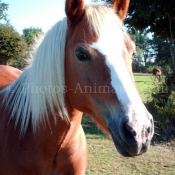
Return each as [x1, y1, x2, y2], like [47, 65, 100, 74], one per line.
[0, 109, 86, 175]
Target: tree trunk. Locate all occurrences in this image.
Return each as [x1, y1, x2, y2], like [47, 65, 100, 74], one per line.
[167, 14, 175, 72]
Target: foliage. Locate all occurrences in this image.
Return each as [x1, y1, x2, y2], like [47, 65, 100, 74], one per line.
[145, 64, 155, 74]
[23, 27, 43, 47]
[0, 0, 9, 24]
[126, 0, 175, 40]
[130, 30, 158, 73]
[0, 25, 27, 64]
[131, 32, 174, 75]
[132, 60, 145, 73]
[126, 0, 175, 74]
[92, 0, 175, 39]
[147, 77, 175, 140]
[152, 36, 174, 72]
[153, 37, 171, 64]
[92, 1, 175, 73]
[131, 31, 154, 67]
[166, 72, 175, 91]
[9, 57, 30, 70]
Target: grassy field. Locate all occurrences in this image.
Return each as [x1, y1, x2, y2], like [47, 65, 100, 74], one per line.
[134, 73, 155, 102]
[82, 73, 175, 175]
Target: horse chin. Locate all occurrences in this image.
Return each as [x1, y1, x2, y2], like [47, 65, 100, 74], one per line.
[109, 129, 150, 157]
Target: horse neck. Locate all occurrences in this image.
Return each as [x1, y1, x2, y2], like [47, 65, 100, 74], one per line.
[31, 106, 83, 160]
[29, 88, 82, 142]
[64, 101, 83, 138]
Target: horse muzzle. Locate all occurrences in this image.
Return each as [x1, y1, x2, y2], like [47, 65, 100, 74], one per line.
[108, 115, 154, 157]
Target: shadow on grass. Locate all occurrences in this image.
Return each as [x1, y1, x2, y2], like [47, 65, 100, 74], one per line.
[134, 73, 151, 76]
[135, 81, 145, 83]
[82, 114, 106, 139]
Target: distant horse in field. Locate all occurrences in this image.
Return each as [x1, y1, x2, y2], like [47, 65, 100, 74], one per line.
[152, 67, 162, 82]
[0, 0, 154, 174]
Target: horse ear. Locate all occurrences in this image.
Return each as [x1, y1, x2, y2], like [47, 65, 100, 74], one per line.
[65, 0, 85, 24]
[111, 0, 130, 21]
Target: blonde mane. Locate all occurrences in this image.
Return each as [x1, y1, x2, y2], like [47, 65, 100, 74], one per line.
[1, 17, 68, 135]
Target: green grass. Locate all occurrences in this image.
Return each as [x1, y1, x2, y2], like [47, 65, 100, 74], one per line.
[134, 73, 154, 102]
[86, 137, 175, 175]
[82, 73, 175, 175]
[82, 116, 106, 140]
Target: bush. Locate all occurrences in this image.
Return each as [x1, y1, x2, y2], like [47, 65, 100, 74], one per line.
[145, 65, 155, 73]
[147, 76, 175, 140]
[9, 57, 30, 70]
[0, 25, 27, 64]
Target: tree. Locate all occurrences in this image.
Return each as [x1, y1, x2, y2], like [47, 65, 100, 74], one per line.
[131, 31, 155, 67]
[126, 0, 175, 39]
[0, 1, 27, 66]
[23, 27, 43, 47]
[126, 0, 175, 72]
[0, 0, 9, 24]
[152, 36, 171, 69]
[91, 0, 175, 38]
[0, 25, 27, 65]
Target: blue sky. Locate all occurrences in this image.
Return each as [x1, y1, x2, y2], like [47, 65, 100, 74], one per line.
[4, 0, 92, 34]
[4, 0, 66, 34]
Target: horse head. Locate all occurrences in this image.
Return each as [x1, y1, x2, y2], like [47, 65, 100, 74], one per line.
[65, 0, 154, 157]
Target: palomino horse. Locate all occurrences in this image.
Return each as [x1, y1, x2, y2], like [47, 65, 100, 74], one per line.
[0, 0, 154, 174]
[152, 67, 162, 82]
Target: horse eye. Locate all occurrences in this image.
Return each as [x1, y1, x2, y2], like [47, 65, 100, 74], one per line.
[75, 52, 90, 62]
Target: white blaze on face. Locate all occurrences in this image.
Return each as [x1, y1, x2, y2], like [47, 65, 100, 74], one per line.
[91, 16, 151, 144]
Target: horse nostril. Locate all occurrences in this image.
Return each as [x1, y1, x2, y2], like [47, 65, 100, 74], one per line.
[125, 123, 132, 131]
[147, 126, 151, 133]
[132, 130, 137, 137]
[124, 122, 137, 138]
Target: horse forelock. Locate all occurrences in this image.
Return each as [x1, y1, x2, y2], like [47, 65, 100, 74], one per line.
[85, 3, 134, 57]
[0, 17, 69, 135]
[85, 3, 125, 36]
